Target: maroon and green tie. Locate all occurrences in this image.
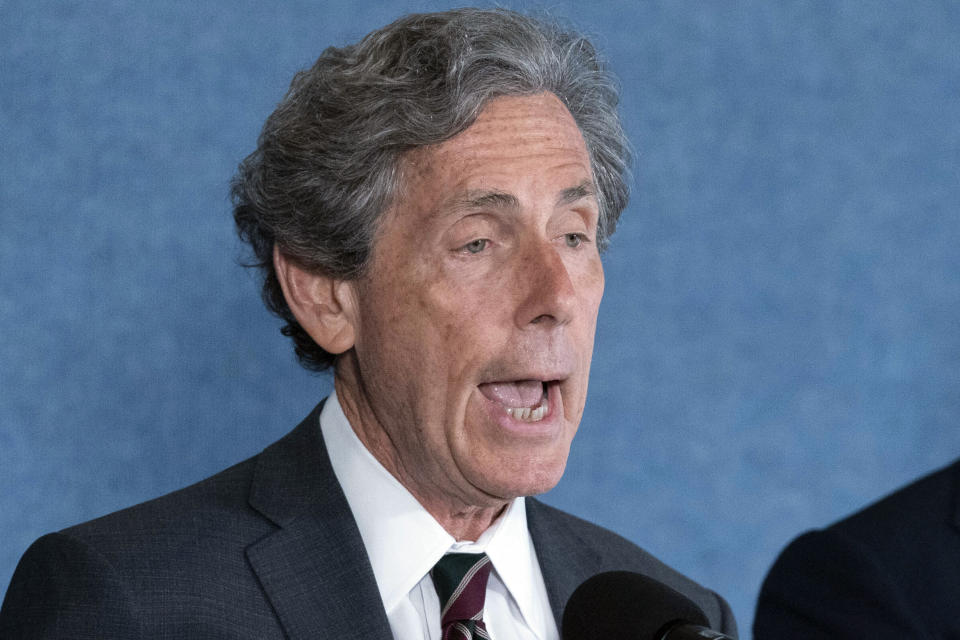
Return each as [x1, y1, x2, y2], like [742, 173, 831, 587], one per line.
[431, 553, 493, 640]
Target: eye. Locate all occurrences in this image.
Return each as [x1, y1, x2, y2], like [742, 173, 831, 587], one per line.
[564, 233, 586, 248]
[463, 239, 489, 254]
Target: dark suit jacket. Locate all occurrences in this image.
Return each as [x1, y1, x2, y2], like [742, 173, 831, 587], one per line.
[2, 402, 736, 639]
[754, 458, 960, 639]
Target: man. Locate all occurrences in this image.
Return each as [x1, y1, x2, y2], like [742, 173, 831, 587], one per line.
[754, 458, 960, 638]
[1, 8, 736, 639]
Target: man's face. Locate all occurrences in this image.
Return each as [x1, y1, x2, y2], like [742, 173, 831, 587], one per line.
[339, 92, 605, 512]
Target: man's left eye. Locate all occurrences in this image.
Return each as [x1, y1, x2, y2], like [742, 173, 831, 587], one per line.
[463, 239, 489, 254]
[564, 233, 585, 248]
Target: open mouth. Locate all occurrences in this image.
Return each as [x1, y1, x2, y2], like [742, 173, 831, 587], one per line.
[477, 380, 552, 423]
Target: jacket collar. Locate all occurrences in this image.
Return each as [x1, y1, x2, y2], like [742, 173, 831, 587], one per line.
[526, 497, 605, 629]
[245, 402, 393, 639]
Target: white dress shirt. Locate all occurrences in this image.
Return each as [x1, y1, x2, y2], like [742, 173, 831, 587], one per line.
[319, 391, 559, 640]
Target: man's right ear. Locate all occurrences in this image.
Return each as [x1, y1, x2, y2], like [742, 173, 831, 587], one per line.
[272, 245, 357, 355]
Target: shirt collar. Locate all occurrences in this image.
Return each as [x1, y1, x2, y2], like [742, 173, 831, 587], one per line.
[319, 391, 545, 629]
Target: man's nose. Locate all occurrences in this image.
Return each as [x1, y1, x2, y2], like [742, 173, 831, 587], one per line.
[514, 239, 577, 328]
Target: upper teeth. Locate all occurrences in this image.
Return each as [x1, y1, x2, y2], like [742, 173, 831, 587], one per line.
[505, 396, 548, 422]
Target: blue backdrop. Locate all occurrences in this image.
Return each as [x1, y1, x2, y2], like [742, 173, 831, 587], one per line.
[3, 1, 959, 634]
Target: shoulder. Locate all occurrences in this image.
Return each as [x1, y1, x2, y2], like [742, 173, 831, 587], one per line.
[0, 456, 267, 638]
[526, 498, 737, 637]
[0, 529, 144, 638]
[61, 454, 268, 555]
[0, 403, 344, 637]
[49, 402, 333, 557]
[836, 458, 959, 545]
[816, 457, 960, 592]
[754, 459, 960, 639]
[0, 448, 288, 637]
[754, 527, 924, 638]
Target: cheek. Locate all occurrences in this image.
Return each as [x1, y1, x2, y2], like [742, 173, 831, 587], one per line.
[425, 271, 508, 336]
[575, 262, 604, 329]
[362, 284, 476, 387]
[354, 282, 424, 379]
[587, 257, 605, 302]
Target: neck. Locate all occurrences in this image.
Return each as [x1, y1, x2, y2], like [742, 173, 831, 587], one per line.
[436, 502, 509, 542]
[333, 364, 509, 541]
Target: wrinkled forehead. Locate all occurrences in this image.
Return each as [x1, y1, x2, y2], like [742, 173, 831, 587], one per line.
[396, 93, 592, 199]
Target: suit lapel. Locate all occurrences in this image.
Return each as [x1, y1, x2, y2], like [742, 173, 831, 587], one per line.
[245, 404, 393, 639]
[526, 498, 604, 629]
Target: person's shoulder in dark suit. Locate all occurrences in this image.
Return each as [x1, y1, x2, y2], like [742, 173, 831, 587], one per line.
[0, 454, 280, 639]
[753, 458, 960, 639]
[0, 402, 338, 639]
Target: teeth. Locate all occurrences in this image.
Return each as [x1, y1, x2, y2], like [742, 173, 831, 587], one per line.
[505, 395, 549, 422]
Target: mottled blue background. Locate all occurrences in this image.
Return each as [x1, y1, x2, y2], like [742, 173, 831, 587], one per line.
[2, 1, 959, 634]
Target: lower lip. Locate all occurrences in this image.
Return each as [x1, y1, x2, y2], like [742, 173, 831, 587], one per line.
[477, 381, 564, 438]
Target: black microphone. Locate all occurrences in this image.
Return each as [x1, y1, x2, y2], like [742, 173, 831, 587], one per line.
[562, 571, 734, 640]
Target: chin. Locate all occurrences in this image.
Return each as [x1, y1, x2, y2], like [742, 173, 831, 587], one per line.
[473, 449, 571, 500]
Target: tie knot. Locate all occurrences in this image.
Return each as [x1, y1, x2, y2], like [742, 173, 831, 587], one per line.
[431, 553, 492, 639]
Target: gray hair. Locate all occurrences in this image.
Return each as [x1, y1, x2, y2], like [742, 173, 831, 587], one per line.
[232, 7, 630, 371]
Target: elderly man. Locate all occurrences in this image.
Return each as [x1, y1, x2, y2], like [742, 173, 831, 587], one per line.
[1, 8, 736, 639]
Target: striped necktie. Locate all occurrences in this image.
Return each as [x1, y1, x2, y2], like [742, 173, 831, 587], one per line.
[431, 552, 493, 640]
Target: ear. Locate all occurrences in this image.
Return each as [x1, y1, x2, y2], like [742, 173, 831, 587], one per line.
[273, 245, 357, 355]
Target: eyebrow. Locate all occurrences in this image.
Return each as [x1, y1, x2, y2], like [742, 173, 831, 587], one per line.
[450, 180, 597, 213]
[458, 190, 520, 211]
[557, 180, 596, 206]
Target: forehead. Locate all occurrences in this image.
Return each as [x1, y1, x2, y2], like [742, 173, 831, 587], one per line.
[450, 92, 588, 155]
[398, 92, 593, 202]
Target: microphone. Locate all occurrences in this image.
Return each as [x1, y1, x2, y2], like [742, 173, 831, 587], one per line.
[562, 571, 734, 640]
